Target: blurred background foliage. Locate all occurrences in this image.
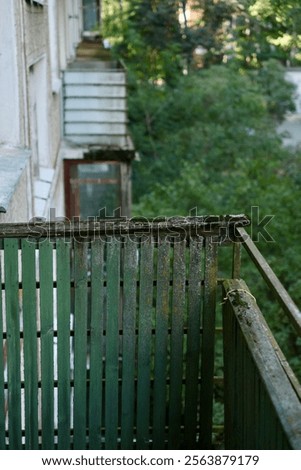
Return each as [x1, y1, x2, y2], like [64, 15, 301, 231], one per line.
[102, 0, 301, 378]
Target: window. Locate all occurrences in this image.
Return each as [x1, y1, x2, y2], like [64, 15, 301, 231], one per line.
[64, 160, 122, 219]
[25, 0, 45, 7]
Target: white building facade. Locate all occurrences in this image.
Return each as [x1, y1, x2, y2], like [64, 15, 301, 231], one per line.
[0, 0, 99, 222]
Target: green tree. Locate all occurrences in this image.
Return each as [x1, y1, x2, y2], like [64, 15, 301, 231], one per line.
[228, 0, 301, 67]
[252, 59, 296, 120]
[249, 0, 301, 65]
[103, 0, 301, 71]
[187, 0, 238, 66]
[180, 0, 301, 68]
[103, 0, 184, 84]
[130, 63, 301, 378]
[102, 0, 301, 381]
[130, 62, 295, 198]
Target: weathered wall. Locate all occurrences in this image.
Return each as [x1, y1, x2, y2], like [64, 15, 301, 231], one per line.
[0, 149, 32, 223]
[50, 161, 66, 218]
[0, 0, 101, 221]
[0, 1, 85, 222]
[0, 2, 25, 146]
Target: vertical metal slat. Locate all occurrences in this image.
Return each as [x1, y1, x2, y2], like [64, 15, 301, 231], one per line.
[22, 240, 39, 449]
[89, 239, 104, 450]
[232, 242, 241, 278]
[0, 247, 5, 449]
[4, 239, 22, 449]
[222, 294, 234, 450]
[56, 240, 71, 449]
[39, 240, 55, 449]
[199, 238, 218, 449]
[136, 239, 154, 450]
[168, 241, 186, 449]
[73, 242, 89, 450]
[184, 239, 203, 448]
[153, 240, 170, 449]
[105, 240, 120, 449]
[121, 239, 138, 450]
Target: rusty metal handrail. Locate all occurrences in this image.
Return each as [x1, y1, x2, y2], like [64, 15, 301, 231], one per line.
[223, 279, 301, 449]
[237, 227, 301, 336]
[0, 215, 250, 239]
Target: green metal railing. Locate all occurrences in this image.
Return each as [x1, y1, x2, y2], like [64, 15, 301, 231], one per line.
[236, 227, 301, 336]
[0, 215, 300, 450]
[223, 279, 301, 449]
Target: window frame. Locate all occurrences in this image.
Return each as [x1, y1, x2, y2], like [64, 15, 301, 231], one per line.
[25, 0, 45, 7]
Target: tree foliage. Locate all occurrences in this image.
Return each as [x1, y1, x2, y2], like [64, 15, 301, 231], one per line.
[102, 0, 301, 74]
[130, 62, 301, 377]
[130, 61, 295, 197]
[102, 0, 184, 84]
[102, 0, 301, 378]
[248, 0, 301, 64]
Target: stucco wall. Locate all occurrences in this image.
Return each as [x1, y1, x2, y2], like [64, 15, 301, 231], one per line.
[50, 161, 66, 218]
[0, 2, 24, 146]
[0, 149, 32, 223]
[0, 1, 84, 222]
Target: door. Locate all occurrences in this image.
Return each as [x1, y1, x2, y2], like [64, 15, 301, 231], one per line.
[82, 0, 100, 31]
[64, 159, 122, 219]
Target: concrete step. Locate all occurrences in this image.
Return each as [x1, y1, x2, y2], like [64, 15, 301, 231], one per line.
[64, 84, 126, 98]
[64, 97, 127, 111]
[65, 122, 127, 135]
[65, 134, 130, 147]
[65, 109, 127, 123]
[64, 70, 126, 85]
[76, 40, 111, 60]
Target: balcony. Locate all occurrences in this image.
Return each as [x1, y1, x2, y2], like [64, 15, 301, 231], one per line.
[63, 39, 132, 150]
[0, 215, 300, 449]
[61, 39, 134, 219]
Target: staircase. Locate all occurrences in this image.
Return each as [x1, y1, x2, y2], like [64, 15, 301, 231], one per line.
[63, 41, 131, 149]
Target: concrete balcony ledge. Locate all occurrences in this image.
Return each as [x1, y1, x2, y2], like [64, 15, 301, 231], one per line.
[0, 146, 31, 213]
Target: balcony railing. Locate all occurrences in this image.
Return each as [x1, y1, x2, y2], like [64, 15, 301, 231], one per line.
[0, 215, 300, 450]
